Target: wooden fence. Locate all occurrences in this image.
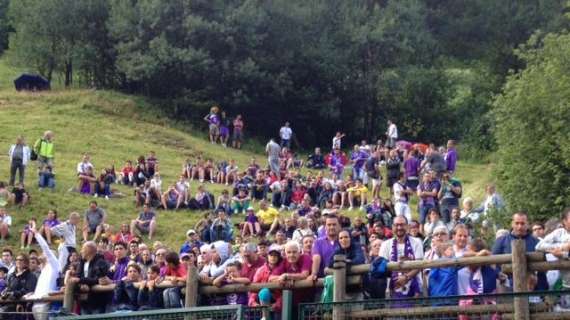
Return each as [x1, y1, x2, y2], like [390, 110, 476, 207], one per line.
[3, 239, 570, 320]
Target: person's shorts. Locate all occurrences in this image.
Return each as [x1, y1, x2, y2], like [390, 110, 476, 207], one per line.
[232, 130, 243, 142]
[220, 126, 230, 138]
[371, 177, 382, 189]
[87, 224, 99, 234]
[135, 222, 150, 234]
[209, 124, 219, 136]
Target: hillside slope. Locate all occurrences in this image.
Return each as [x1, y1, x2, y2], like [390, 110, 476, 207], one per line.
[0, 61, 493, 250]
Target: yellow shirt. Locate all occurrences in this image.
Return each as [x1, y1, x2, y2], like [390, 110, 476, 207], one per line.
[347, 185, 368, 196]
[257, 207, 279, 225]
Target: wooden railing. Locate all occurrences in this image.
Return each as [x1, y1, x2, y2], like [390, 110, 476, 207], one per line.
[3, 240, 570, 320]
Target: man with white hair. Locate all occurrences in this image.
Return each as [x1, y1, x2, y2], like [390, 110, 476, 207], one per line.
[270, 241, 312, 310]
[241, 243, 265, 282]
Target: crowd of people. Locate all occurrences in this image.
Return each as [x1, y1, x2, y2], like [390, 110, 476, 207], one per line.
[0, 120, 567, 320]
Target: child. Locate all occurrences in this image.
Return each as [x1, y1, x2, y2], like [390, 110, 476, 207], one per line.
[216, 189, 232, 215]
[79, 167, 96, 195]
[20, 217, 37, 249]
[119, 160, 134, 186]
[38, 165, 56, 190]
[213, 262, 250, 305]
[11, 183, 29, 207]
[146, 151, 158, 177]
[41, 209, 60, 245]
[242, 207, 261, 238]
[428, 241, 457, 299]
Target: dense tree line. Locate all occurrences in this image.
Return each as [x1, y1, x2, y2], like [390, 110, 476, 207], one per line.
[0, 0, 567, 150]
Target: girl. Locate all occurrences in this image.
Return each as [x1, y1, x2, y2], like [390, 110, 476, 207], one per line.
[119, 160, 134, 186]
[79, 167, 96, 195]
[203, 106, 221, 144]
[20, 217, 37, 249]
[41, 209, 59, 245]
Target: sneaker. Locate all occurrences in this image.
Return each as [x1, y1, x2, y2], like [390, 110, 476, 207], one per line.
[199, 179, 204, 183]
[105, 195, 110, 200]
[210, 180, 215, 184]
[348, 206, 354, 211]
[359, 206, 365, 211]
[94, 193, 98, 198]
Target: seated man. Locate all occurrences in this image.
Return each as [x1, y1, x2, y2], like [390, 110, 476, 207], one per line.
[210, 210, 233, 242]
[257, 200, 280, 235]
[306, 148, 325, 169]
[130, 204, 157, 240]
[82, 201, 108, 242]
[347, 179, 368, 211]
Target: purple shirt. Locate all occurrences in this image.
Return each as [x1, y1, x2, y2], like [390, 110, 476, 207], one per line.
[351, 151, 368, 169]
[445, 148, 458, 172]
[404, 157, 420, 178]
[312, 237, 336, 277]
[419, 181, 437, 206]
[111, 257, 130, 283]
[43, 218, 60, 228]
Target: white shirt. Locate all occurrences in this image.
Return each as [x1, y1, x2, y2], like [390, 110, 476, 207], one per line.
[8, 144, 31, 166]
[50, 221, 76, 247]
[76, 161, 93, 174]
[388, 123, 398, 139]
[393, 182, 408, 203]
[30, 233, 60, 299]
[379, 236, 424, 261]
[150, 177, 162, 193]
[0, 214, 12, 226]
[332, 137, 341, 150]
[280, 126, 292, 140]
[537, 228, 570, 287]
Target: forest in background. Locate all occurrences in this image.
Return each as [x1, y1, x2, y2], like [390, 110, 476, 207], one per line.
[0, 0, 569, 219]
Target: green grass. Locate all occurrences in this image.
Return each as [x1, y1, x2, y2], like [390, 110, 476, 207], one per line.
[0, 57, 493, 253]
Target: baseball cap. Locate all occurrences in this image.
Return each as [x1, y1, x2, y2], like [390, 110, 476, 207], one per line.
[186, 229, 196, 237]
[180, 253, 191, 260]
[268, 249, 281, 256]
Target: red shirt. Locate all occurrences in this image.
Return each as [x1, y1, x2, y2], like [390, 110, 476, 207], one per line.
[241, 256, 266, 281]
[164, 263, 187, 279]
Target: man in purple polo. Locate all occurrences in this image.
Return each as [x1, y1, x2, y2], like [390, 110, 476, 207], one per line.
[310, 215, 340, 279]
[110, 242, 130, 283]
[445, 140, 458, 174]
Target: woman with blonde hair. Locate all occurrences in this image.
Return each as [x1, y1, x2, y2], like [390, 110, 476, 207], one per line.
[203, 106, 221, 144]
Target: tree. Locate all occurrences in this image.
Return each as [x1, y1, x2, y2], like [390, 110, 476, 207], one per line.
[493, 32, 570, 219]
[0, 0, 10, 54]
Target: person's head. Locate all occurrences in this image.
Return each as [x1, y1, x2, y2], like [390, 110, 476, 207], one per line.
[302, 235, 314, 253]
[217, 209, 227, 220]
[15, 253, 29, 272]
[89, 201, 98, 210]
[147, 264, 160, 281]
[114, 242, 128, 259]
[276, 230, 286, 244]
[226, 261, 242, 277]
[531, 223, 545, 239]
[126, 264, 141, 281]
[452, 224, 469, 249]
[81, 241, 97, 261]
[284, 241, 300, 264]
[47, 209, 57, 221]
[43, 130, 54, 141]
[462, 197, 474, 211]
[370, 239, 383, 257]
[155, 248, 168, 264]
[0, 266, 8, 279]
[165, 251, 180, 268]
[325, 215, 340, 239]
[15, 135, 24, 145]
[431, 226, 449, 247]
[338, 230, 351, 249]
[467, 238, 487, 254]
[373, 222, 384, 236]
[422, 172, 431, 183]
[393, 216, 408, 239]
[120, 223, 129, 234]
[82, 153, 90, 163]
[267, 249, 282, 266]
[409, 220, 420, 237]
[140, 249, 152, 263]
[0, 208, 5, 218]
[258, 240, 270, 257]
[428, 208, 441, 222]
[242, 243, 258, 264]
[129, 241, 140, 255]
[284, 122, 290, 127]
[451, 208, 460, 220]
[512, 211, 529, 237]
[485, 184, 496, 195]
[447, 140, 456, 149]
[1, 248, 13, 265]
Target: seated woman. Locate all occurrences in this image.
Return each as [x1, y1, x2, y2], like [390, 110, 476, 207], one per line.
[78, 166, 97, 195]
[20, 217, 37, 250]
[160, 185, 182, 210]
[216, 189, 232, 215]
[249, 249, 283, 315]
[118, 161, 134, 186]
[113, 264, 143, 311]
[242, 207, 261, 238]
[289, 181, 306, 210]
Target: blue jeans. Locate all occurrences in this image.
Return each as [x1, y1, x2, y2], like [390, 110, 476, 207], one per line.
[163, 287, 182, 308]
[419, 203, 434, 224]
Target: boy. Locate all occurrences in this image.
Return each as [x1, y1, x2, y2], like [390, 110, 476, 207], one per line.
[213, 262, 250, 305]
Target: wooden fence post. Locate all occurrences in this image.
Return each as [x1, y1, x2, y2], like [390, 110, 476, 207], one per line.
[512, 239, 530, 320]
[332, 254, 347, 320]
[62, 283, 75, 313]
[185, 265, 199, 308]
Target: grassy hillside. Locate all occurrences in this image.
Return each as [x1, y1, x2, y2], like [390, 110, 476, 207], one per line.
[0, 59, 493, 252]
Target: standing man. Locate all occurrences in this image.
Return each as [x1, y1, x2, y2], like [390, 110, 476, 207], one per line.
[365, 150, 382, 199]
[8, 136, 31, 186]
[385, 120, 398, 149]
[445, 140, 458, 174]
[310, 215, 340, 280]
[266, 138, 281, 179]
[34, 130, 54, 170]
[50, 212, 81, 271]
[493, 211, 548, 290]
[279, 122, 293, 148]
[379, 216, 424, 300]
